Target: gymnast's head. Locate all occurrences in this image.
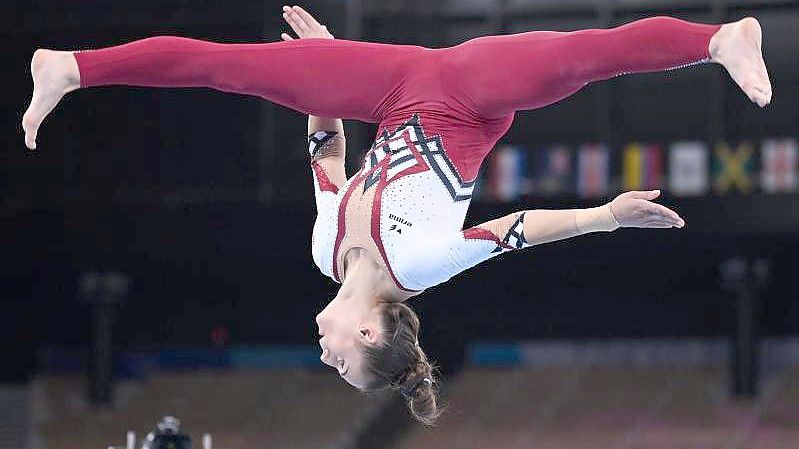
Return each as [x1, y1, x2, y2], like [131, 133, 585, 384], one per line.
[316, 300, 441, 425]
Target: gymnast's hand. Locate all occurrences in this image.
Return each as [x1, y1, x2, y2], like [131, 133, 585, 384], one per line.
[281, 5, 335, 41]
[608, 190, 685, 229]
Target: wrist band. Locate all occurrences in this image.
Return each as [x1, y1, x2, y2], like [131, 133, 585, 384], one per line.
[575, 205, 620, 233]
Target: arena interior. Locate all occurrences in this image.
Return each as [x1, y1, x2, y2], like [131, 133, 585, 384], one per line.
[3, 0, 799, 448]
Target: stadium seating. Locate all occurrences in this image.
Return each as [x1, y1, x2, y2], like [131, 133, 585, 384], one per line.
[396, 365, 799, 449]
[32, 365, 799, 449]
[32, 370, 381, 449]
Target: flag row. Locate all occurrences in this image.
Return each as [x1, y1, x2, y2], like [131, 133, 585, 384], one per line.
[478, 138, 799, 202]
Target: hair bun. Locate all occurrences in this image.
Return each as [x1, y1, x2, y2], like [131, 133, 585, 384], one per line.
[399, 375, 432, 400]
[406, 371, 441, 426]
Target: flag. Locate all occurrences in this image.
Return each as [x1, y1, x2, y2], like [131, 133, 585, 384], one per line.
[713, 142, 755, 194]
[577, 143, 610, 199]
[623, 143, 663, 190]
[668, 141, 709, 196]
[760, 138, 798, 193]
[484, 145, 528, 202]
[533, 145, 573, 197]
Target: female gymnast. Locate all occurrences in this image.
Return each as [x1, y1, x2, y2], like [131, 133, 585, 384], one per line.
[22, 5, 771, 424]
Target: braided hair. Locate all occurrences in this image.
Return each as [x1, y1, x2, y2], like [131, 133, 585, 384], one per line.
[361, 302, 441, 425]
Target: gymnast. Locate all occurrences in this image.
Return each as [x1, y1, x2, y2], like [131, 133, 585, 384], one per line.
[22, 5, 771, 424]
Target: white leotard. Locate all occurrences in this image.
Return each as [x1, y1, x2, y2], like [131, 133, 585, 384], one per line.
[309, 115, 528, 292]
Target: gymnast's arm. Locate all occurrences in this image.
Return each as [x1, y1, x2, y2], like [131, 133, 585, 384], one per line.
[285, 8, 350, 278]
[479, 189, 685, 247]
[395, 190, 685, 291]
[307, 117, 346, 279]
[477, 189, 685, 248]
[282, 6, 347, 193]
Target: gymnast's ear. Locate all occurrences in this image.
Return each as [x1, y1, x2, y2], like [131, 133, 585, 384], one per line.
[358, 324, 380, 345]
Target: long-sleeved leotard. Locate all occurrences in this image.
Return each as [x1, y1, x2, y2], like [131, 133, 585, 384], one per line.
[75, 17, 719, 291]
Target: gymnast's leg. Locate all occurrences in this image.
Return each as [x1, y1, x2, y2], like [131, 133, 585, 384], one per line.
[440, 16, 771, 119]
[22, 37, 423, 149]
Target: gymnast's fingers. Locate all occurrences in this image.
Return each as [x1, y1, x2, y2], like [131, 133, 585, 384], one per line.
[282, 12, 302, 36]
[281, 33, 294, 41]
[638, 216, 678, 228]
[646, 216, 684, 228]
[292, 5, 323, 28]
[643, 221, 678, 229]
[282, 11, 306, 36]
[285, 8, 309, 32]
[643, 201, 683, 225]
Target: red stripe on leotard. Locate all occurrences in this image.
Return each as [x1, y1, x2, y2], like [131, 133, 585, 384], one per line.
[369, 157, 429, 293]
[311, 162, 339, 194]
[463, 227, 514, 250]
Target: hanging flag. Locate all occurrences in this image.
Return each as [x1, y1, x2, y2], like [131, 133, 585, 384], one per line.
[484, 145, 528, 202]
[760, 138, 798, 194]
[577, 143, 610, 199]
[533, 145, 573, 197]
[668, 141, 709, 196]
[713, 142, 755, 194]
[623, 143, 663, 190]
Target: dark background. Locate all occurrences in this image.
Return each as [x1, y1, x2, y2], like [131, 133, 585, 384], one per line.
[2, 0, 797, 382]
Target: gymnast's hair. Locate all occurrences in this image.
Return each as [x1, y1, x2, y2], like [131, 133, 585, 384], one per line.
[361, 302, 442, 425]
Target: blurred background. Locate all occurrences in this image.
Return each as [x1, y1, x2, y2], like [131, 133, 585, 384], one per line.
[2, 0, 798, 448]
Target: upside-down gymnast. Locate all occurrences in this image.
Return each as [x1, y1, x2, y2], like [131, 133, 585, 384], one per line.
[22, 5, 771, 424]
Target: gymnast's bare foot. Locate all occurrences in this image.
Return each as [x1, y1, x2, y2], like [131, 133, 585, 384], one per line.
[22, 49, 81, 150]
[709, 17, 772, 108]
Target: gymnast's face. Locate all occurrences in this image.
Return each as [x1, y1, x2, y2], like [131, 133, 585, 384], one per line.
[316, 300, 382, 389]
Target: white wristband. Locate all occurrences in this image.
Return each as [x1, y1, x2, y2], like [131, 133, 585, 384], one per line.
[575, 205, 620, 234]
